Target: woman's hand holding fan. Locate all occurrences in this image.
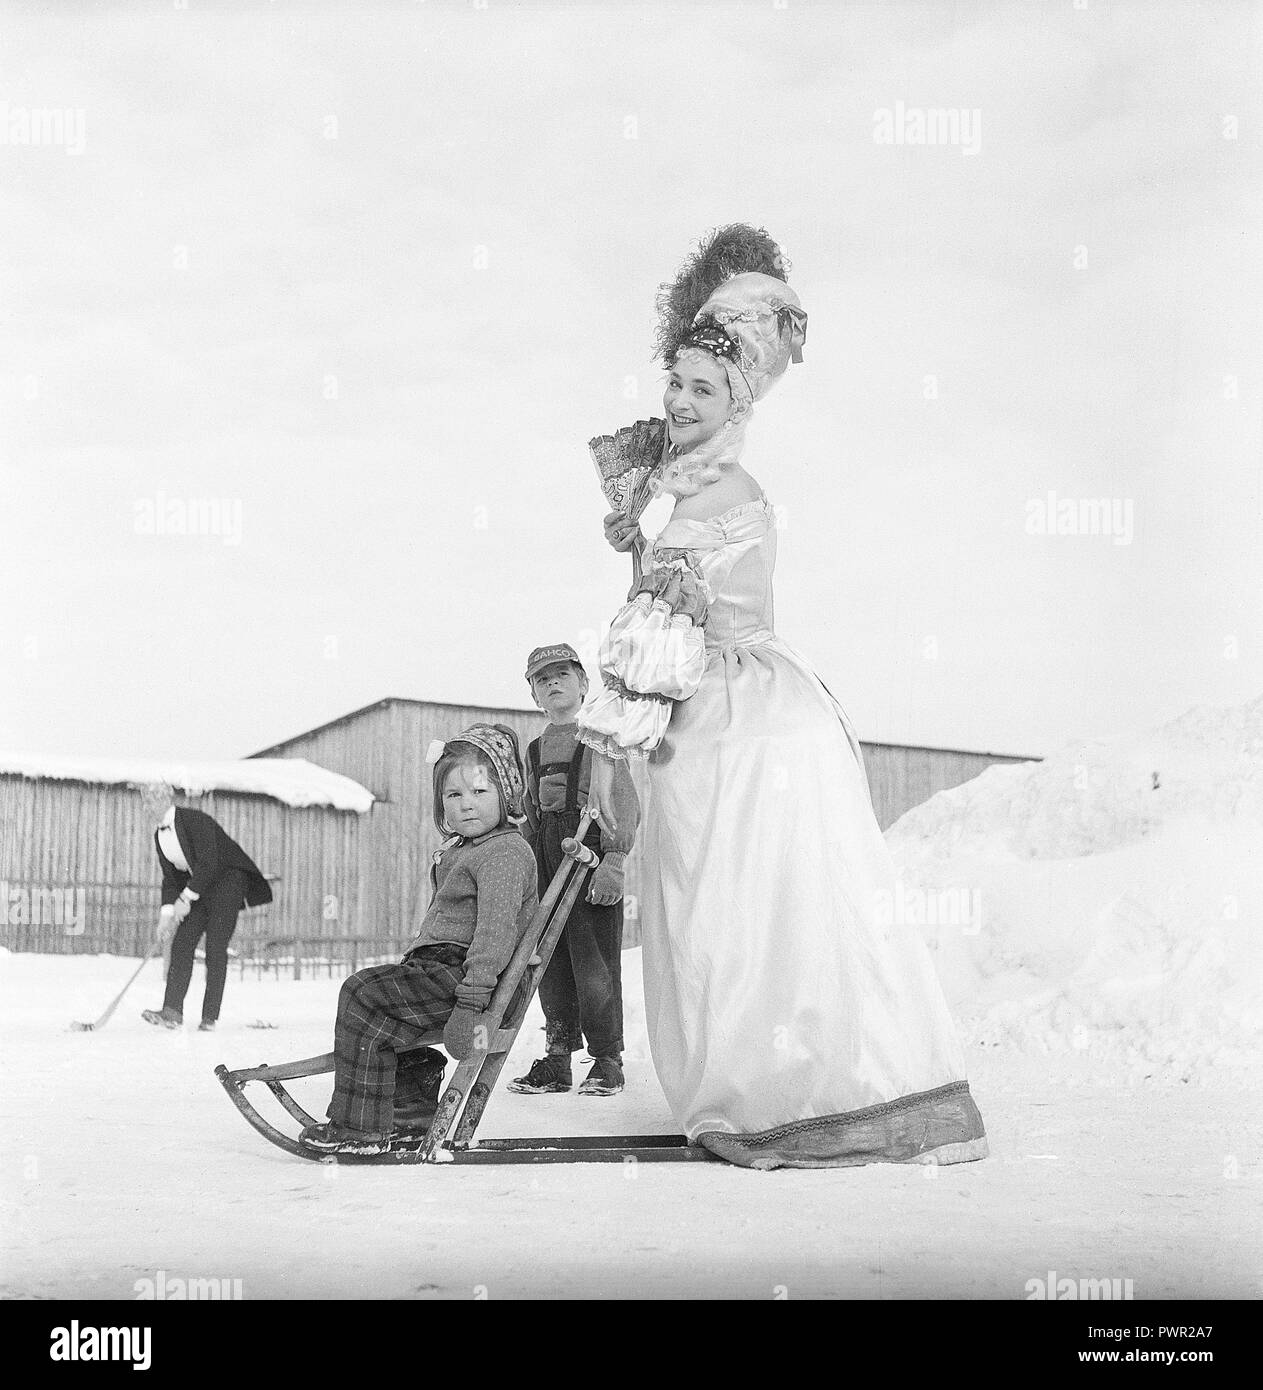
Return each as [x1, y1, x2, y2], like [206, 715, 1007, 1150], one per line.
[603, 510, 641, 553]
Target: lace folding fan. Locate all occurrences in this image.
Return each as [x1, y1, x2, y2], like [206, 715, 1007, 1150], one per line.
[588, 417, 667, 523]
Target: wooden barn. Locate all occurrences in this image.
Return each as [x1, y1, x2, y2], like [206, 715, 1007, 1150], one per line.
[251, 698, 547, 946]
[859, 739, 1032, 832]
[0, 753, 374, 959]
[253, 697, 1035, 947]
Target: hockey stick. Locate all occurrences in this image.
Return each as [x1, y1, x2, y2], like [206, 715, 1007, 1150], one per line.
[70, 937, 164, 1032]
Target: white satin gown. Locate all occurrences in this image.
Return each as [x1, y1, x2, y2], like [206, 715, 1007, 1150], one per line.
[580, 495, 988, 1168]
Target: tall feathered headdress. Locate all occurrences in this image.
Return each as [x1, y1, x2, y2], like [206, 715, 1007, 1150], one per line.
[586, 225, 808, 511]
[649, 225, 808, 498]
[654, 223, 789, 367]
[656, 224, 807, 414]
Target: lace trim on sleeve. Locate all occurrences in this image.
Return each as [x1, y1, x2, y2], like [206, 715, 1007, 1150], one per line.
[603, 672, 672, 705]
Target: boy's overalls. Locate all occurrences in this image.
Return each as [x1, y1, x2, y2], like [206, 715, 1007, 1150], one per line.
[529, 737, 623, 1063]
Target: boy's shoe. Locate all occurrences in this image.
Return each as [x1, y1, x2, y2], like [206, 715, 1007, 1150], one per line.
[198, 1020, 216, 1032]
[507, 1055, 572, 1094]
[390, 1102, 436, 1135]
[578, 1057, 624, 1096]
[141, 1007, 182, 1029]
[299, 1121, 393, 1154]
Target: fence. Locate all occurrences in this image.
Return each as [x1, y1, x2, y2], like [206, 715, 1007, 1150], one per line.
[0, 882, 290, 958]
[0, 774, 369, 958]
[232, 935, 415, 981]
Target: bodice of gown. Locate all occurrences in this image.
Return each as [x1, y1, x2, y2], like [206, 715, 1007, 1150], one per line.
[576, 495, 783, 760]
[649, 496, 776, 651]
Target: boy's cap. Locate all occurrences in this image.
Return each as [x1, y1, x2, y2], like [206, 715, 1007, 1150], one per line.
[525, 643, 585, 684]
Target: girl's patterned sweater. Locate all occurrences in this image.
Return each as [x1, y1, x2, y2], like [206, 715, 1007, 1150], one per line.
[408, 827, 538, 1006]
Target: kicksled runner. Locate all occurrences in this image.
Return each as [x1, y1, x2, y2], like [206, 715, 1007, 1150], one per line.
[216, 813, 720, 1165]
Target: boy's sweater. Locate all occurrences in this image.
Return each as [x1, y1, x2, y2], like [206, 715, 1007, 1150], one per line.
[523, 721, 640, 856]
[408, 827, 538, 1006]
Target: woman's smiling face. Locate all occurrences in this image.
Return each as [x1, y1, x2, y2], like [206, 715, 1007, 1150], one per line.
[663, 349, 732, 452]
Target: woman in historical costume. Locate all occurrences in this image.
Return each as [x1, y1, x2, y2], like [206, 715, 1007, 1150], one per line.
[577, 225, 988, 1169]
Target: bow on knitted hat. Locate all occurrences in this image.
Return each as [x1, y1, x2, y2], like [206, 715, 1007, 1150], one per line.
[428, 723, 525, 834]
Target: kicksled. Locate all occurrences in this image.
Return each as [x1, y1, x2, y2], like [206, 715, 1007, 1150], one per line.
[216, 813, 721, 1165]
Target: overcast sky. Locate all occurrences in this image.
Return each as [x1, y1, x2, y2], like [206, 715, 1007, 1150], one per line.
[2, 0, 1260, 763]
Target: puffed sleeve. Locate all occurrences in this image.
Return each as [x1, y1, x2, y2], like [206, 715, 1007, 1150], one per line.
[577, 549, 710, 760]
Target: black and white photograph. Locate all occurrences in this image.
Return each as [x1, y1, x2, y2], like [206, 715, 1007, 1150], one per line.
[1, 0, 1260, 1333]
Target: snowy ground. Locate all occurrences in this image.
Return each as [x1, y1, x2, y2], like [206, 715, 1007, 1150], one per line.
[5, 698, 1262, 1300]
[2, 950, 1259, 1301]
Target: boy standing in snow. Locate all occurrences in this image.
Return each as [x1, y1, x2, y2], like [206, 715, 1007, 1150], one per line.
[509, 644, 639, 1098]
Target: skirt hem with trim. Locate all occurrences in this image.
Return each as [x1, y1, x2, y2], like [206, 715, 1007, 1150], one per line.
[694, 1079, 988, 1170]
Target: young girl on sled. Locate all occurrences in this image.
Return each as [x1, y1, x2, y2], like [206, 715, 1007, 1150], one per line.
[301, 723, 538, 1154]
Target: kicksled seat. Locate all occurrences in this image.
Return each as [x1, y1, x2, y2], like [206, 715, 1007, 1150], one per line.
[216, 813, 720, 1165]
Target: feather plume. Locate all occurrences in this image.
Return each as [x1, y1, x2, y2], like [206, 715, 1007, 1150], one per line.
[653, 224, 788, 366]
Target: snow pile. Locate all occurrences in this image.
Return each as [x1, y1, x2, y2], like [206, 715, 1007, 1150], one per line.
[0, 752, 374, 813]
[886, 697, 1263, 1073]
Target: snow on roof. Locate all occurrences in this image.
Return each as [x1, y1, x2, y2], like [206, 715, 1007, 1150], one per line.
[0, 752, 374, 813]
